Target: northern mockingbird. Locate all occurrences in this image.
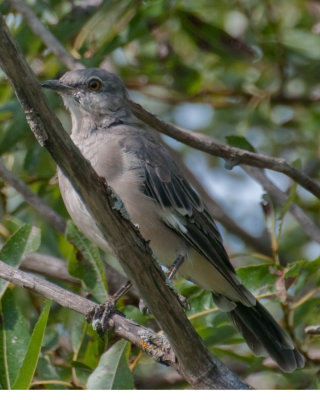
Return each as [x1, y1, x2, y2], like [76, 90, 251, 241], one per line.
[42, 68, 304, 372]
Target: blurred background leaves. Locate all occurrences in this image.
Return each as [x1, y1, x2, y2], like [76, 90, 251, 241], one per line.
[0, 0, 320, 389]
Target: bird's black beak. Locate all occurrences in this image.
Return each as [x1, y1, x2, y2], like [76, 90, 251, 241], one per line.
[41, 80, 72, 93]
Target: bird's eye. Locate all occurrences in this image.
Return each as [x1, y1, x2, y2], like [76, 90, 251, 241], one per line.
[87, 78, 102, 91]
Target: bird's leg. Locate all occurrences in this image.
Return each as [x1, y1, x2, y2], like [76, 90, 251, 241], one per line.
[110, 279, 133, 300]
[139, 254, 190, 313]
[167, 254, 185, 280]
[88, 255, 189, 331]
[167, 254, 190, 310]
[86, 280, 132, 337]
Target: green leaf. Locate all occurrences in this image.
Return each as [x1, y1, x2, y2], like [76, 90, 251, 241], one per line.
[285, 260, 308, 279]
[0, 224, 40, 266]
[0, 224, 41, 299]
[89, 0, 168, 65]
[12, 300, 51, 390]
[35, 355, 70, 389]
[81, 324, 105, 370]
[225, 135, 256, 152]
[0, 289, 30, 389]
[286, 257, 320, 281]
[294, 298, 320, 326]
[69, 312, 93, 385]
[283, 29, 320, 60]
[285, 257, 320, 292]
[278, 182, 297, 222]
[237, 264, 279, 295]
[86, 340, 134, 390]
[0, 104, 30, 155]
[70, 312, 87, 355]
[204, 323, 237, 347]
[291, 159, 302, 170]
[71, 360, 92, 386]
[178, 10, 254, 59]
[66, 221, 108, 303]
[73, 0, 137, 52]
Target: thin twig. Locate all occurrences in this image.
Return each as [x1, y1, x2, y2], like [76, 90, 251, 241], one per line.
[126, 82, 320, 108]
[21, 253, 78, 283]
[0, 159, 66, 233]
[10, 0, 320, 202]
[0, 160, 138, 294]
[305, 325, 320, 335]
[21, 251, 140, 301]
[9, 0, 84, 70]
[129, 100, 320, 200]
[168, 145, 273, 257]
[243, 166, 320, 243]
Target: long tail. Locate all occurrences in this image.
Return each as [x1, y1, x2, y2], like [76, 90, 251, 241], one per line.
[227, 299, 304, 372]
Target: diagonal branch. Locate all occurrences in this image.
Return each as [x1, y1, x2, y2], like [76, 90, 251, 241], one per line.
[21, 252, 140, 299]
[8, 0, 273, 257]
[21, 253, 79, 283]
[10, 0, 320, 201]
[9, 0, 83, 70]
[129, 101, 320, 200]
[243, 166, 320, 244]
[0, 13, 249, 390]
[0, 260, 177, 369]
[0, 158, 66, 233]
[169, 146, 273, 257]
[0, 160, 140, 298]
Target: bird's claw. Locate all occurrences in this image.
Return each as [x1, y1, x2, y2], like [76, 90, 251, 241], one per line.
[139, 293, 190, 315]
[86, 298, 118, 338]
[177, 293, 191, 311]
[139, 298, 150, 315]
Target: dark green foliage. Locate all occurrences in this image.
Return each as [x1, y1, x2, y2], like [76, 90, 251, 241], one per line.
[0, 0, 319, 389]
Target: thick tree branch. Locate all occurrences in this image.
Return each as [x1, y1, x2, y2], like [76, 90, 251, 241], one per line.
[129, 101, 320, 200]
[0, 14, 249, 389]
[0, 160, 139, 297]
[9, 0, 274, 258]
[0, 158, 139, 295]
[0, 260, 177, 369]
[0, 260, 250, 388]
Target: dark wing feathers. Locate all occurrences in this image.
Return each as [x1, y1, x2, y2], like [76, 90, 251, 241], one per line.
[144, 162, 200, 216]
[121, 132, 237, 280]
[181, 208, 236, 274]
[119, 129, 305, 372]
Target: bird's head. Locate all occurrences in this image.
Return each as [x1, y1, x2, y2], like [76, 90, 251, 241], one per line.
[42, 68, 129, 118]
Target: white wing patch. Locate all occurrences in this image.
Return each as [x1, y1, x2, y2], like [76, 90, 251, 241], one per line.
[161, 210, 188, 234]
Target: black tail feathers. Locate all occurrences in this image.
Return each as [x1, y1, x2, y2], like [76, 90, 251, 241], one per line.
[228, 300, 304, 372]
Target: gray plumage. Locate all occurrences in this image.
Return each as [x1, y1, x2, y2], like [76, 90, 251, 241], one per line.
[42, 68, 304, 372]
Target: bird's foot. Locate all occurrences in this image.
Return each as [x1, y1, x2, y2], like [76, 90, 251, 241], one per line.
[138, 293, 189, 315]
[177, 293, 191, 311]
[86, 298, 120, 338]
[86, 280, 132, 337]
[139, 298, 150, 315]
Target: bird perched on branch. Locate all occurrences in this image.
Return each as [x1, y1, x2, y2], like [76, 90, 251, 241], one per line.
[42, 68, 304, 372]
